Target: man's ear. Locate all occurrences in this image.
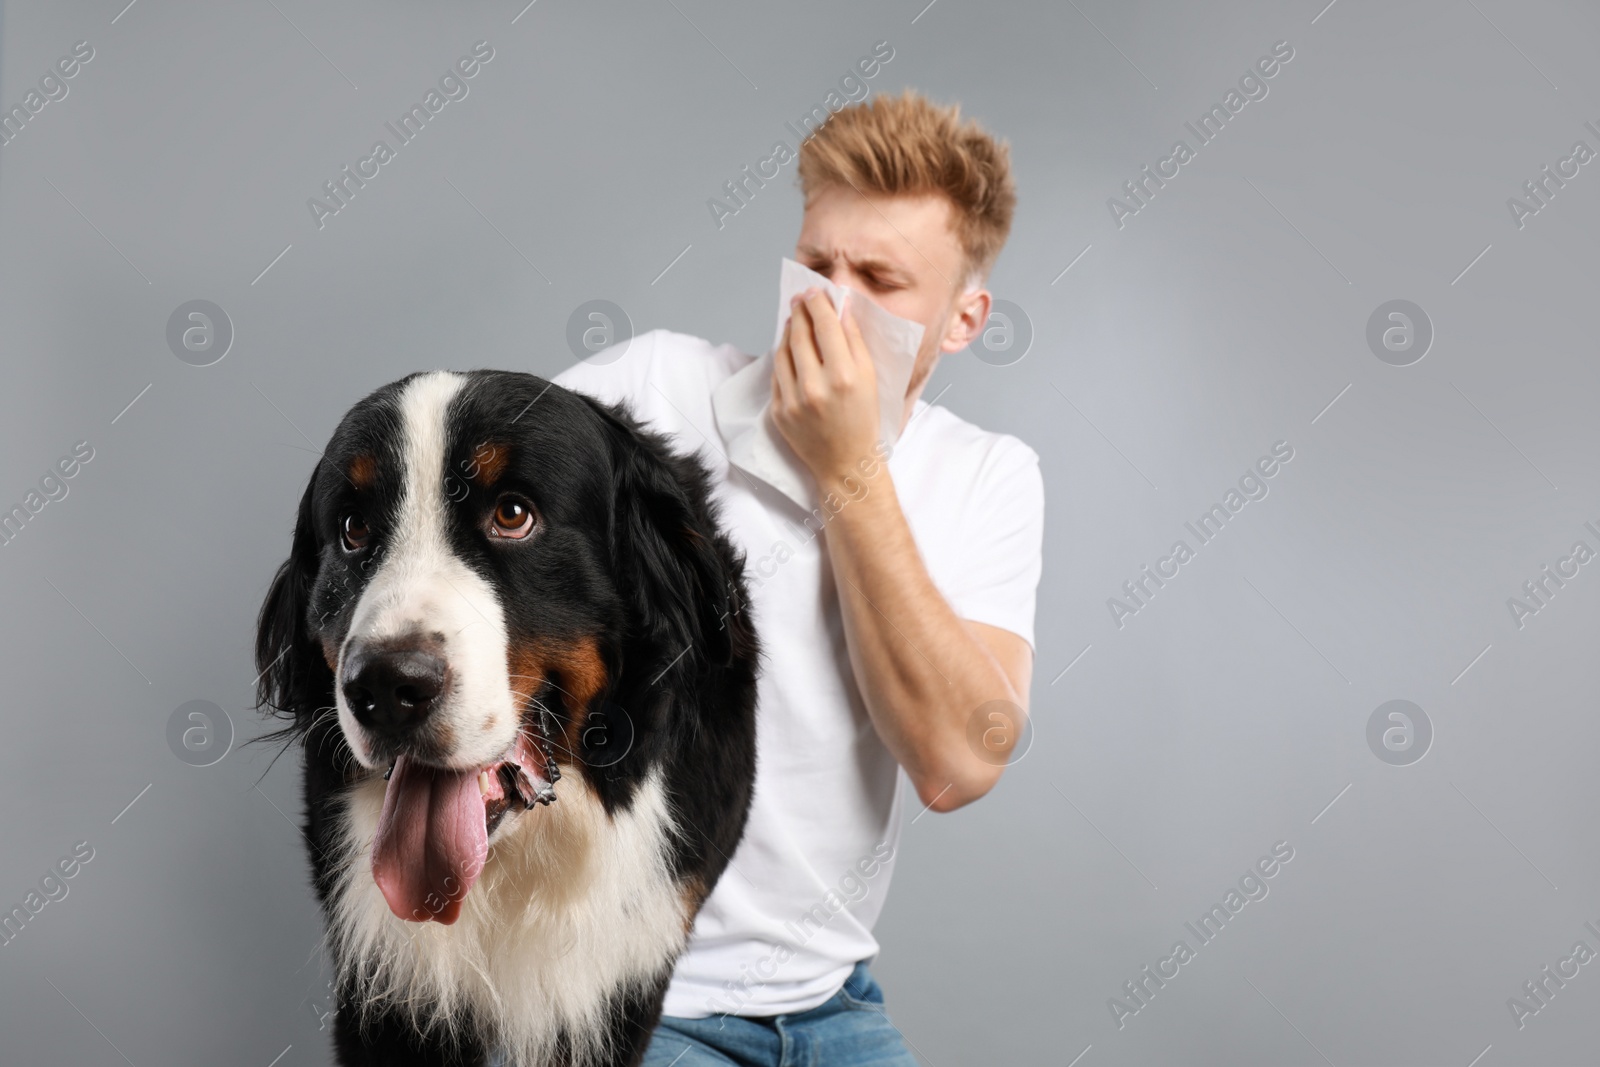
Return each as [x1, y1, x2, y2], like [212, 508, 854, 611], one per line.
[585, 395, 754, 681]
[942, 288, 993, 353]
[255, 464, 333, 726]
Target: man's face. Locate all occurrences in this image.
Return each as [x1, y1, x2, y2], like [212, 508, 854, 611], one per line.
[794, 184, 990, 415]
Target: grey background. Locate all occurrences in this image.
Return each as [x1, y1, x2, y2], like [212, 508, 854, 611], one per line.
[1, 0, 1596, 1064]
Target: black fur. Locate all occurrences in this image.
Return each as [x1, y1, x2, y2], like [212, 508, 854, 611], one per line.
[255, 371, 760, 1067]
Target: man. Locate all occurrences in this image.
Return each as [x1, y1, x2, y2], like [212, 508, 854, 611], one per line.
[555, 89, 1043, 1066]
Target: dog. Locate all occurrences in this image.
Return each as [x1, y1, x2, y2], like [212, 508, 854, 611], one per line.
[254, 370, 759, 1067]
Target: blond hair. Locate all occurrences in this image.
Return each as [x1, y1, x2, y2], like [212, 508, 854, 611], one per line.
[797, 89, 1017, 287]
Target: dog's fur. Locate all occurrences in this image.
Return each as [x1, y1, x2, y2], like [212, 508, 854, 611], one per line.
[255, 370, 759, 1066]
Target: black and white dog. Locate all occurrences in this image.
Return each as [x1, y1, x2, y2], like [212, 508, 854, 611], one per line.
[255, 370, 759, 1067]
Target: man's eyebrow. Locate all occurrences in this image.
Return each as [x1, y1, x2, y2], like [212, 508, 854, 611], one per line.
[797, 246, 913, 280]
[849, 256, 914, 283]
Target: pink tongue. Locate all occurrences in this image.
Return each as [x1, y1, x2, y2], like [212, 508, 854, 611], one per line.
[371, 755, 488, 924]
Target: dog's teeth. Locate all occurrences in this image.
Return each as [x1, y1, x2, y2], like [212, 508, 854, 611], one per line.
[479, 770, 491, 796]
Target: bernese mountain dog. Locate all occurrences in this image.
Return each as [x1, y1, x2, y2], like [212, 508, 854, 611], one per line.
[254, 370, 759, 1067]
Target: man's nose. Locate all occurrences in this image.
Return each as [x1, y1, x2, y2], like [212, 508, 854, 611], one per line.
[341, 637, 450, 740]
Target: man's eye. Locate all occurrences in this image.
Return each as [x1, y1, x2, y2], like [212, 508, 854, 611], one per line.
[488, 496, 536, 540]
[341, 513, 371, 551]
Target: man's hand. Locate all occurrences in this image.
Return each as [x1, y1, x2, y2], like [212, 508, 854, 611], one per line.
[771, 288, 882, 489]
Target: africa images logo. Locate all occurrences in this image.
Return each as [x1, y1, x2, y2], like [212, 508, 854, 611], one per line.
[1108, 841, 1296, 1029]
[1106, 40, 1295, 229]
[1106, 441, 1294, 629]
[0, 440, 95, 550]
[0, 40, 94, 149]
[306, 41, 495, 230]
[1505, 521, 1600, 630]
[706, 40, 895, 231]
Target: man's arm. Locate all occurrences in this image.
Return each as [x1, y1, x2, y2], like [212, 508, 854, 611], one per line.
[772, 290, 1034, 813]
[824, 474, 1033, 812]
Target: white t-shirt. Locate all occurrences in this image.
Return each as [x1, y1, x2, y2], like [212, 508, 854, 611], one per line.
[553, 329, 1044, 1017]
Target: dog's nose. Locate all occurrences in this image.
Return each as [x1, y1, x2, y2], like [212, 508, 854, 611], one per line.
[341, 641, 449, 739]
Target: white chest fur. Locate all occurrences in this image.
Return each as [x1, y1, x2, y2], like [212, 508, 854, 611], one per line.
[327, 768, 691, 1067]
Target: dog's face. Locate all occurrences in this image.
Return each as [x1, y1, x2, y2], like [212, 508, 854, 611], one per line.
[312, 373, 609, 773]
[257, 370, 742, 925]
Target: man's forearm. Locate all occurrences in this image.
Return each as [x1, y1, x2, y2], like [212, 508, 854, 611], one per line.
[818, 467, 1022, 811]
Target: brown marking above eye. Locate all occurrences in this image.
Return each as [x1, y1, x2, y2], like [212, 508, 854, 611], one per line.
[469, 442, 510, 486]
[348, 453, 378, 489]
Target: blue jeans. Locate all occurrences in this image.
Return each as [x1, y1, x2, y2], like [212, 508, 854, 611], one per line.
[640, 961, 919, 1067]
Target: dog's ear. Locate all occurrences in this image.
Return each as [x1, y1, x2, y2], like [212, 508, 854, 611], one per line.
[586, 397, 754, 679]
[255, 464, 332, 726]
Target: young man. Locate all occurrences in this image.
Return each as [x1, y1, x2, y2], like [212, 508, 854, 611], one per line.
[555, 90, 1043, 1066]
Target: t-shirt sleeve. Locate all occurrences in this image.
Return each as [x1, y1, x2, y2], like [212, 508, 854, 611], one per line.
[942, 438, 1046, 651]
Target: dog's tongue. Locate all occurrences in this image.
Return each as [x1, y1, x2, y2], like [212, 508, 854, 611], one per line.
[371, 755, 487, 925]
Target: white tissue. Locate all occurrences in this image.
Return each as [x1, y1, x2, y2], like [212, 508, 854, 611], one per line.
[710, 258, 925, 512]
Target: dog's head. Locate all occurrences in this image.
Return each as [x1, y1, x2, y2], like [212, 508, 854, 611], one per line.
[255, 370, 752, 924]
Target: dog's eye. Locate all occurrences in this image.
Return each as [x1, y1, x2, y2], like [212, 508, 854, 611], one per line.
[489, 496, 536, 540]
[341, 512, 371, 551]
